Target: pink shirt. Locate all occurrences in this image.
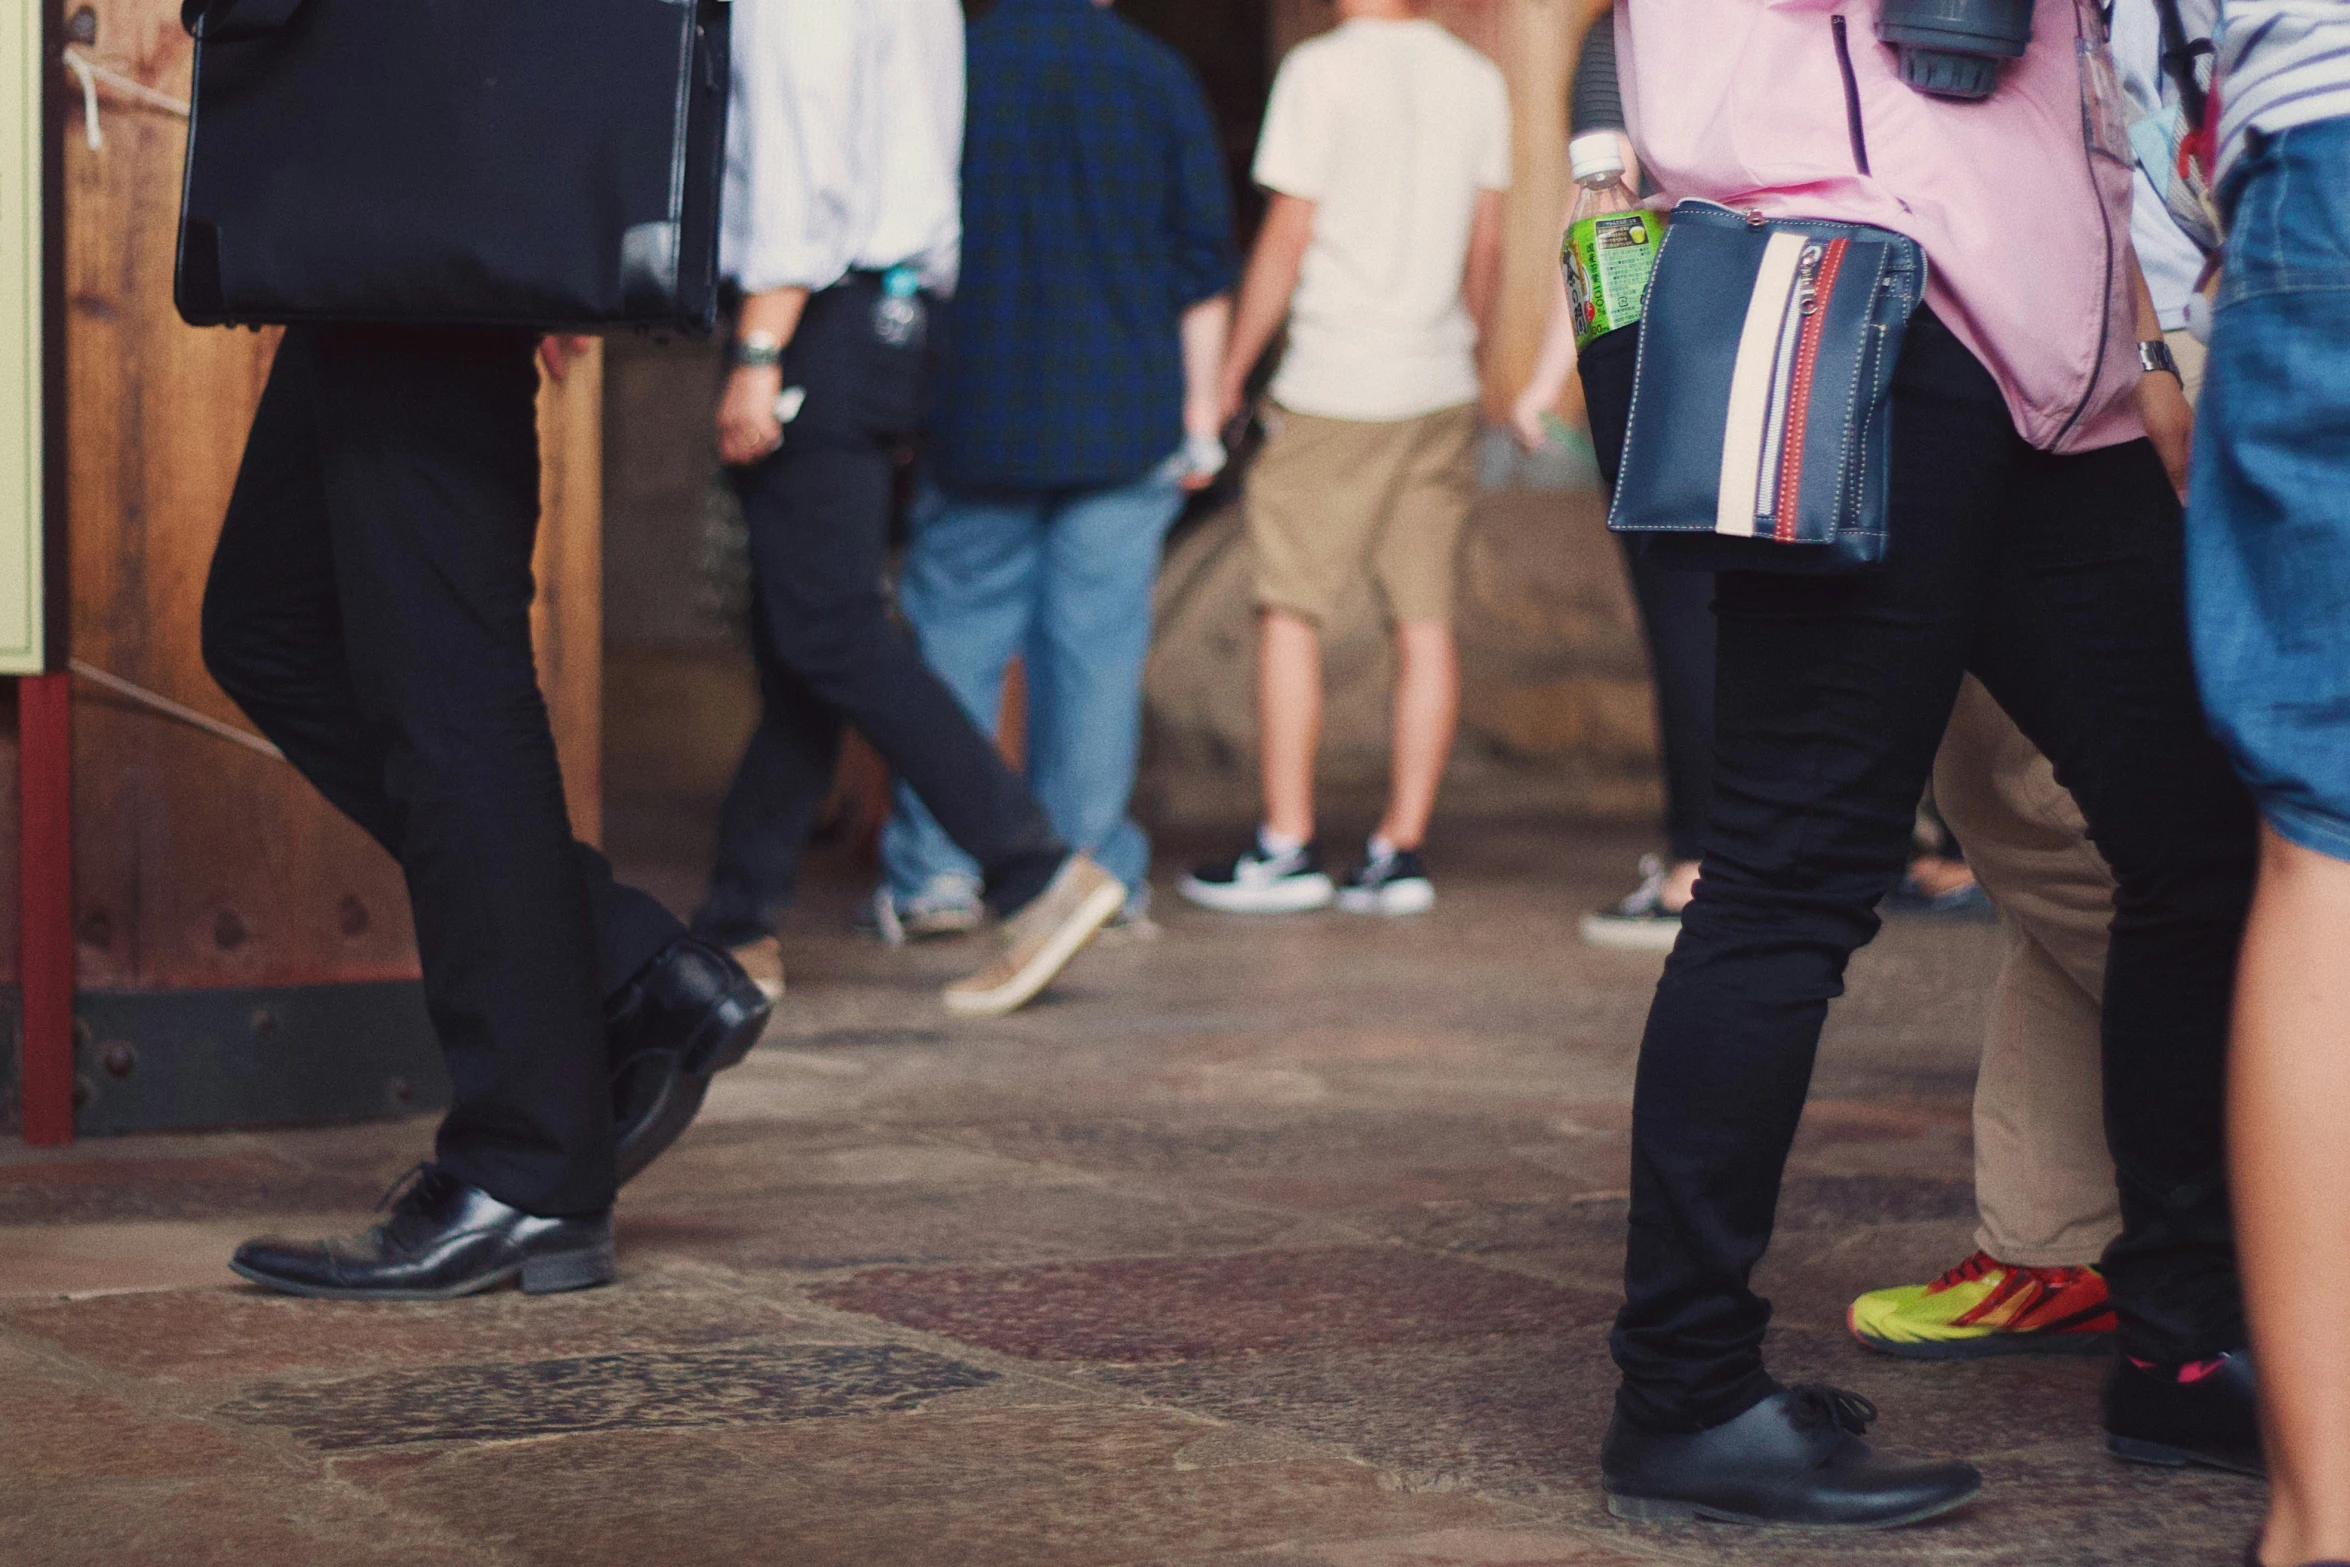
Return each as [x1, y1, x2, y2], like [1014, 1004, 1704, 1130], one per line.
[1616, 0, 2146, 454]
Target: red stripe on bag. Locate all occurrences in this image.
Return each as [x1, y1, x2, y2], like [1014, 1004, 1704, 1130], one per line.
[1774, 237, 1848, 544]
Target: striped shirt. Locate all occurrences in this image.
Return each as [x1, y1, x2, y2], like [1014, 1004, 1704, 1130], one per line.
[2215, 0, 2350, 182]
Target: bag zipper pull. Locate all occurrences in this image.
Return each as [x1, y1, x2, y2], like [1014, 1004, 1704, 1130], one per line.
[1795, 244, 1825, 313]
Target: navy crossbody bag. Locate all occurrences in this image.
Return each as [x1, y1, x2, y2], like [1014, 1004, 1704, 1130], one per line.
[1607, 201, 1928, 573]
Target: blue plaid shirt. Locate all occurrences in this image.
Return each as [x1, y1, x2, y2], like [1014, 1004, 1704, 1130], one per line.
[933, 0, 1237, 493]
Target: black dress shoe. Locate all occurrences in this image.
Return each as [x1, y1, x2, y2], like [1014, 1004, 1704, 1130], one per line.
[230, 1165, 613, 1301]
[2106, 1350, 2264, 1476]
[608, 935, 773, 1185]
[1602, 1384, 1983, 1528]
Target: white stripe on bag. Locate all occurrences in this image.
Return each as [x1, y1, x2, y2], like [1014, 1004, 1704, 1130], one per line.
[1716, 231, 1808, 538]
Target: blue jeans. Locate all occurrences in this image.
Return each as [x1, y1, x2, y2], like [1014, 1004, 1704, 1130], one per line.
[2190, 115, 2350, 864]
[881, 465, 1185, 909]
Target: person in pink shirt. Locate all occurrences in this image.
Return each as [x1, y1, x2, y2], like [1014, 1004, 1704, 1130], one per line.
[1575, 0, 2260, 1529]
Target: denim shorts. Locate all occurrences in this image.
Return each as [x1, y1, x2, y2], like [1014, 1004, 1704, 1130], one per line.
[2188, 114, 2350, 863]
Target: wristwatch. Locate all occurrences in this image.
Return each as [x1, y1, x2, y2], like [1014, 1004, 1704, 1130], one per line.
[2138, 338, 2181, 383]
[728, 331, 784, 371]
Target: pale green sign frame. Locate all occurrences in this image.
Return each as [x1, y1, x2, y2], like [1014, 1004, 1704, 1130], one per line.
[0, 0, 46, 674]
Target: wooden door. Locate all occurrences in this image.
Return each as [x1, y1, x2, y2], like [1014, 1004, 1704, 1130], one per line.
[8, 0, 603, 1134]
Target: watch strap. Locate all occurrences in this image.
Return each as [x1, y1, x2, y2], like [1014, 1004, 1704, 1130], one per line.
[729, 333, 784, 371]
[2138, 338, 2180, 380]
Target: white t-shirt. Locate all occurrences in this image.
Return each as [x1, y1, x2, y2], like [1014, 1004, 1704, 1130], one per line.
[2109, 0, 2210, 329]
[1253, 19, 1511, 423]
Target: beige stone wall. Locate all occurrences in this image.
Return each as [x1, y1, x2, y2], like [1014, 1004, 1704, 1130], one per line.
[1140, 489, 1661, 828]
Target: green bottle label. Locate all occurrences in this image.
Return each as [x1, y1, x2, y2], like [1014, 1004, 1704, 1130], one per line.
[1565, 209, 1664, 350]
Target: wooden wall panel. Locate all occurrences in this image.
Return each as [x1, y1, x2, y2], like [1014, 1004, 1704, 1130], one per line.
[55, 0, 601, 993]
[536, 349, 604, 849]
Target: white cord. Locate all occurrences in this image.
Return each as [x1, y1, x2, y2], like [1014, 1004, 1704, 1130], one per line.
[60, 48, 194, 153]
[62, 50, 100, 151]
[70, 660, 287, 762]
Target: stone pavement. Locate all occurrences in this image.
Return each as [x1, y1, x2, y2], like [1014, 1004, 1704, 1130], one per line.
[0, 821, 2265, 1566]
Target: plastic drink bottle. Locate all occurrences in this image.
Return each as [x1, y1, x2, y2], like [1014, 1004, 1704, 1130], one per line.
[1562, 132, 1665, 351]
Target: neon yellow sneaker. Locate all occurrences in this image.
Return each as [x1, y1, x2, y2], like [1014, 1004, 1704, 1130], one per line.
[1849, 1251, 2116, 1360]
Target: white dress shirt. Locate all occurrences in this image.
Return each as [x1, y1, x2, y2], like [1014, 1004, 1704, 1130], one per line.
[721, 0, 965, 299]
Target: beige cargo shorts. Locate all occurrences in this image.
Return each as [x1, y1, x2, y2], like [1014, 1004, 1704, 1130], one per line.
[1244, 400, 1480, 626]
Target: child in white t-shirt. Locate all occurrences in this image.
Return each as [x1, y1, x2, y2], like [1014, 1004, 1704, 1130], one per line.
[1180, 0, 1509, 919]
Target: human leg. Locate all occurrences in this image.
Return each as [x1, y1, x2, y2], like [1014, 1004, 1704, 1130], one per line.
[1935, 678, 2120, 1267]
[693, 589, 850, 944]
[1242, 406, 1413, 847]
[1969, 437, 2256, 1379]
[1027, 469, 1186, 896]
[1579, 328, 1709, 942]
[203, 333, 681, 1002]
[1365, 404, 1477, 853]
[1376, 620, 1458, 852]
[1257, 610, 1324, 845]
[1623, 544, 1719, 873]
[1846, 679, 2122, 1358]
[700, 287, 1067, 926]
[1187, 408, 1425, 913]
[2233, 830, 2350, 1564]
[1609, 314, 2013, 1435]
[231, 328, 614, 1217]
[2185, 115, 2350, 1563]
[878, 486, 1043, 916]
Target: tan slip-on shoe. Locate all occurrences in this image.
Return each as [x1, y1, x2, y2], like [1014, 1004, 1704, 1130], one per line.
[727, 936, 787, 1003]
[942, 854, 1126, 1018]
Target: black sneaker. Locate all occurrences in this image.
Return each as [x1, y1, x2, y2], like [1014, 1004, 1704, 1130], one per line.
[1179, 837, 1335, 914]
[2105, 1350, 2264, 1477]
[1580, 855, 1684, 952]
[1336, 848, 1434, 915]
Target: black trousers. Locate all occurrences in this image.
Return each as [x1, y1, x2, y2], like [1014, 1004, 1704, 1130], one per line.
[1586, 313, 2256, 1432]
[1617, 539, 1716, 865]
[693, 278, 1064, 943]
[202, 327, 683, 1218]
[1586, 331, 1717, 867]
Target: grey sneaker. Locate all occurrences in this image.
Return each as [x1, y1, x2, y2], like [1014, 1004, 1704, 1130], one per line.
[868, 873, 985, 948]
[1579, 855, 1685, 952]
[943, 854, 1126, 1018]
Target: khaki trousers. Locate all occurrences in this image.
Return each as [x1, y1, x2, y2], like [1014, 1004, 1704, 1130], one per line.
[1925, 329, 2202, 1268]
[1933, 678, 2122, 1268]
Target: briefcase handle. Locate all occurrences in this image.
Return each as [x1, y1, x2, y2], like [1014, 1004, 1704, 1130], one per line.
[182, 0, 309, 41]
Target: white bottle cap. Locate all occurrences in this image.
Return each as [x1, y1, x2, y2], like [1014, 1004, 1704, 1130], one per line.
[1569, 131, 1627, 184]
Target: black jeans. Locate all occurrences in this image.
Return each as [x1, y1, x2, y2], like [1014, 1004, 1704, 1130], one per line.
[1585, 330, 1716, 866]
[694, 278, 1065, 944]
[1588, 312, 2255, 1432]
[202, 327, 683, 1218]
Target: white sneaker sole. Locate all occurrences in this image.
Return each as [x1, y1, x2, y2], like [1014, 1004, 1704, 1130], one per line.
[1335, 880, 1435, 916]
[1177, 873, 1336, 914]
[943, 877, 1127, 1019]
[1578, 912, 1682, 952]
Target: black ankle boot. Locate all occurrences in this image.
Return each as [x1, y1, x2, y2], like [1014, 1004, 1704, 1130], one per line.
[608, 935, 773, 1184]
[231, 1165, 613, 1301]
[2106, 1351, 2263, 1476]
[1602, 1384, 1983, 1529]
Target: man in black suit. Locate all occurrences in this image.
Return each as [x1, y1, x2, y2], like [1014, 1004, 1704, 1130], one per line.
[199, 325, 770, 1301]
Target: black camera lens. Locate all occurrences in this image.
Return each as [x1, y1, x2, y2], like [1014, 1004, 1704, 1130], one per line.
[1876, 0, 2035, 99]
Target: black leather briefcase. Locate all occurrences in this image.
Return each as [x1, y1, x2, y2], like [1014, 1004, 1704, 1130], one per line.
[175, 0, 730, 334]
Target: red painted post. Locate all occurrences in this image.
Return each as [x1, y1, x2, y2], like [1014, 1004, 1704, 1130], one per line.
[19, 671, 73, 1145]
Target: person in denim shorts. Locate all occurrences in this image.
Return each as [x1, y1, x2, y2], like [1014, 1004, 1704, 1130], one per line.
[2186, 16, 2350, 1562]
